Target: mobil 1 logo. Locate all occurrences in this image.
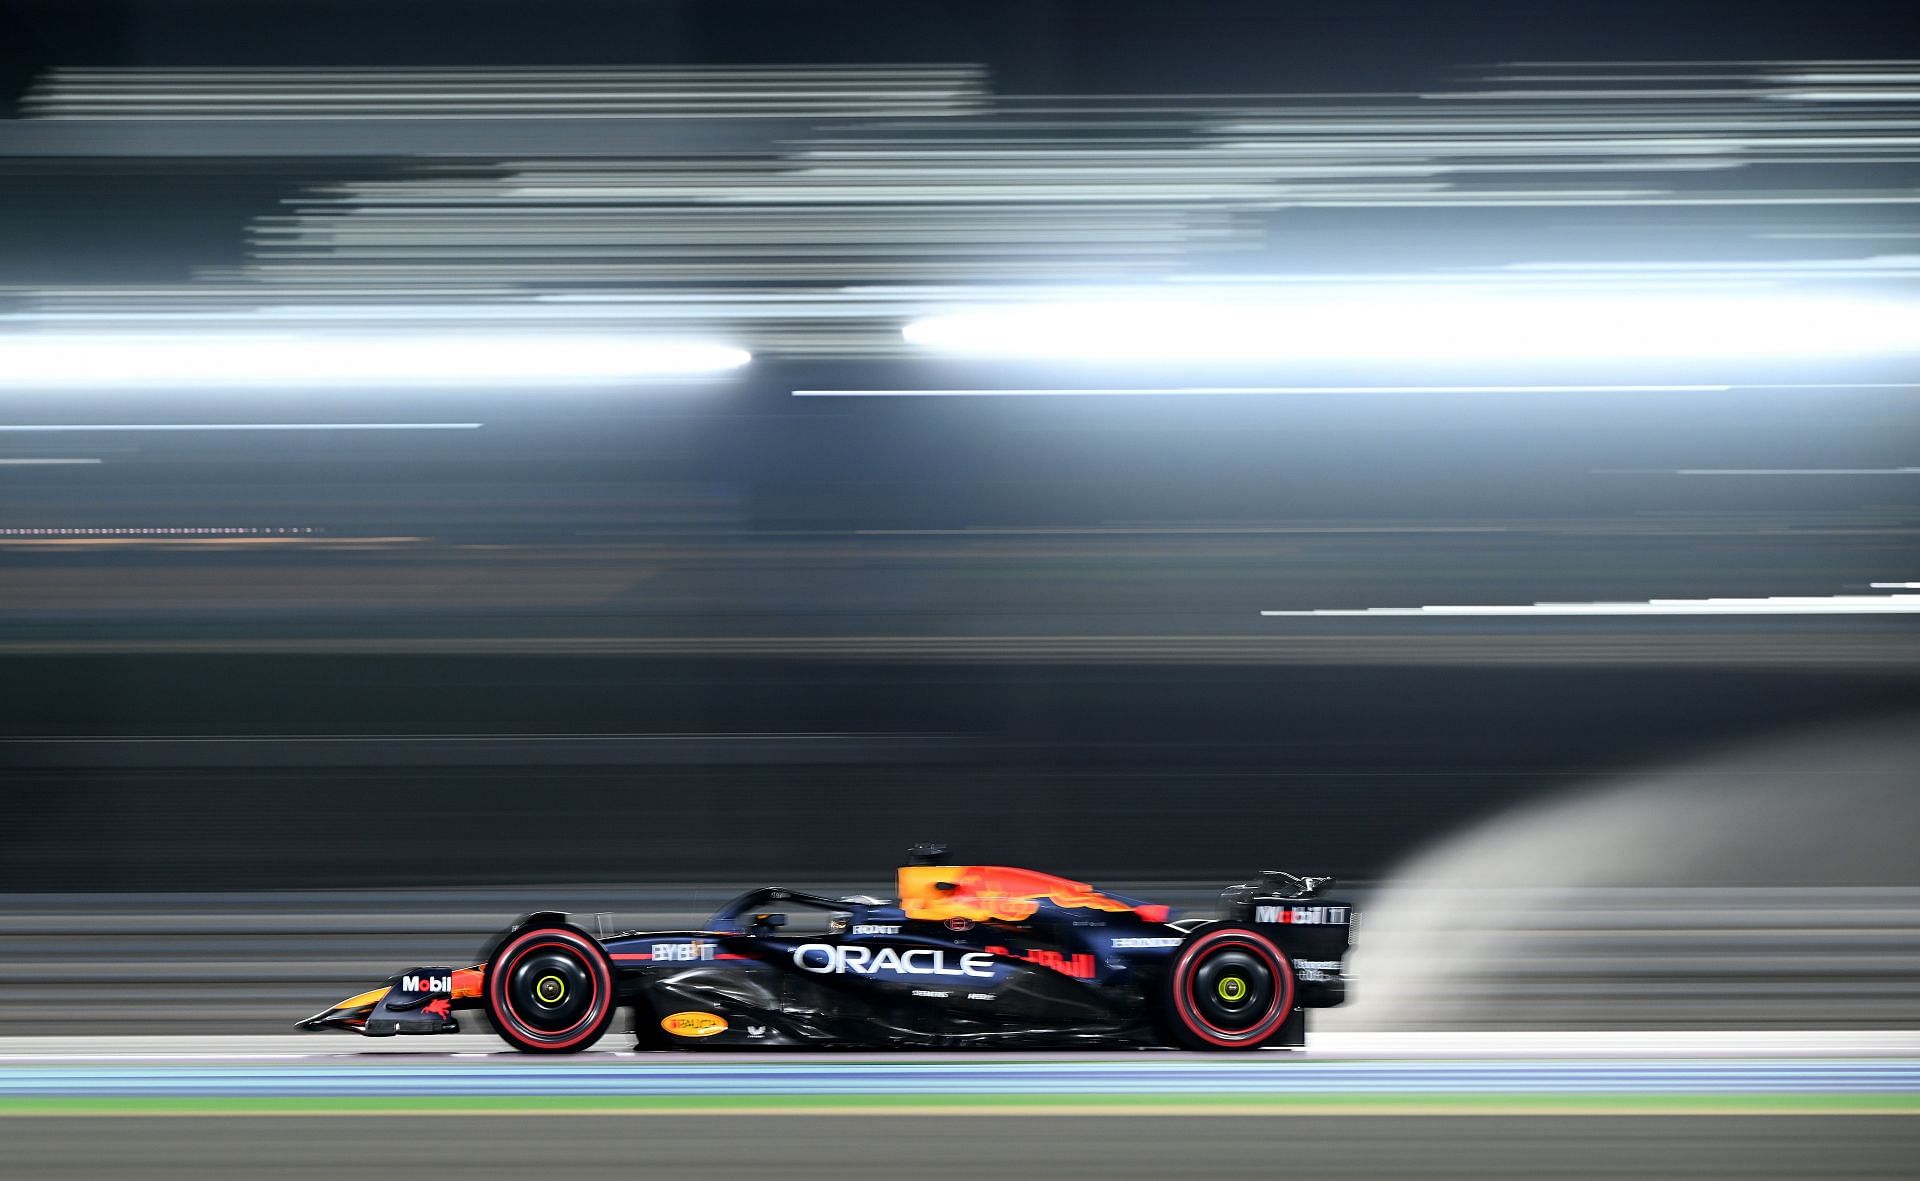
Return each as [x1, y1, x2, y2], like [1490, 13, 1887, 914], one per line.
[398, 969, 454, 994]
[1254, 905, 1350, 926]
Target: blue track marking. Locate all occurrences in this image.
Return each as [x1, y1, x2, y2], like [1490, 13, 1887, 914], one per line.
[1, 1058, 1916, 1098]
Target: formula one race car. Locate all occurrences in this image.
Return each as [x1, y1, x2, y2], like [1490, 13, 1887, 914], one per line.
[298, 846, 1353, 1052]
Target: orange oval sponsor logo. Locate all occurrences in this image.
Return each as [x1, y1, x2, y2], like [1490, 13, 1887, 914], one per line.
[660, 1011, 728, 1038]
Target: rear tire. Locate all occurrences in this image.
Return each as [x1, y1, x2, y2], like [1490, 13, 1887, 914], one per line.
[1161, 925, 1294, 1050]
[483, 925, 617, 1053]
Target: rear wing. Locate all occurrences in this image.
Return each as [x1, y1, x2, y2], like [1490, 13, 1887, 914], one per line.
[1221, 871, 1353, 1008]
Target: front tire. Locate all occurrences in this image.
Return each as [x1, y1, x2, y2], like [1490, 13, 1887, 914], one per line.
[483, 925, 617, 1053]
[1161, 925, 1294, 1050]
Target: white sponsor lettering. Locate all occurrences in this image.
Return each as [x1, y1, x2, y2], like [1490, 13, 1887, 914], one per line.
[852, 924, 903, 936]
[1110, 937, 1183, 949]
[910, 989, 952, 998]
[1293, 959, 1344, 982]
[652, 941, 716, 962]
[1255, 905, 1351, 926]
[966, 992, 996, 1001]
[793, 943, 994, 979]
[400, 974, 451, 993]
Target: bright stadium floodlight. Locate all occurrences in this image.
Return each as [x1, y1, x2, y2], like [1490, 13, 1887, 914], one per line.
[0, 334, 750, 387]
[902, 293, 1920, 362]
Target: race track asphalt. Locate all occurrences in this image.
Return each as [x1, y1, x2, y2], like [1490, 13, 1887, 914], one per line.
[2, 1034, 1914, 1178]
[5, 1114, 1917, 1180]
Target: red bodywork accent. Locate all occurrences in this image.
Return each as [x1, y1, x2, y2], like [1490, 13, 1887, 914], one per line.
[986, 945, 1098, 980]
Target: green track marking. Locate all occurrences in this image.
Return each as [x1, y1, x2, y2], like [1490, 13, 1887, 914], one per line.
[2, 1093, 1915, 1118]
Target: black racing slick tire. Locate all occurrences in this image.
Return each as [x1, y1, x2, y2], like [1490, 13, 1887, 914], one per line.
[483, 925, 617, 1053]
[1161, 925, 1295, 1051]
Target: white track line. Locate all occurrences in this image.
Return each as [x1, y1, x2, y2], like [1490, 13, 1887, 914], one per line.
[3, 1030, 1920, 1062]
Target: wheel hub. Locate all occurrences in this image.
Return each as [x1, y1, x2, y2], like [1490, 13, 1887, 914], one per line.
[507, 948, 593, 1031]
[1191, 948, 1274, 1029]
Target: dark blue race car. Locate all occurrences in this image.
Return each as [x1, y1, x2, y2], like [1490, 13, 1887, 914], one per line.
[299, 846, 1353, 1053]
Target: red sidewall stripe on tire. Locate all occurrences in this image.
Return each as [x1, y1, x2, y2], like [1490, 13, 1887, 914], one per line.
[492, 929, 611, 1050]
[1172, 929, 1293, 1048]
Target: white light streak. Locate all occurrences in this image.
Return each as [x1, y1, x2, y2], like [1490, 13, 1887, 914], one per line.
[1869, 582, 1920, 589]
[905, 294, 1920, 362]
[0, 458, 102, 465]
[1262, 595, 1920, 617]
[23, 65, 987, 120]
[0, 336, 749, 387]
[1773, 73, 1920, 84]
[0, 423, 482, 432]
[0, 526, 314, 536]
[793, 384, 1731, 397]
[1775, 91, 1920, 102]
[1673, 466, 1920, 475]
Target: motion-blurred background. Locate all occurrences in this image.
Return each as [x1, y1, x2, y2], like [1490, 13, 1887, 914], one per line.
[2, 0, 1917, 1040]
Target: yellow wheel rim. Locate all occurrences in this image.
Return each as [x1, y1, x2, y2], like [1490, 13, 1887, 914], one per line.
[535, 975, 567, 1004]
[1218, 975, 1247, 1002]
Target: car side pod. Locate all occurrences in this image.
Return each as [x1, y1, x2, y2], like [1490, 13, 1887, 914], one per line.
[296, 965, 478, 1036]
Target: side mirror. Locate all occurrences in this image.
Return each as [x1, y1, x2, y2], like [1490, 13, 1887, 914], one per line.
[750, 912, 788, 932]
